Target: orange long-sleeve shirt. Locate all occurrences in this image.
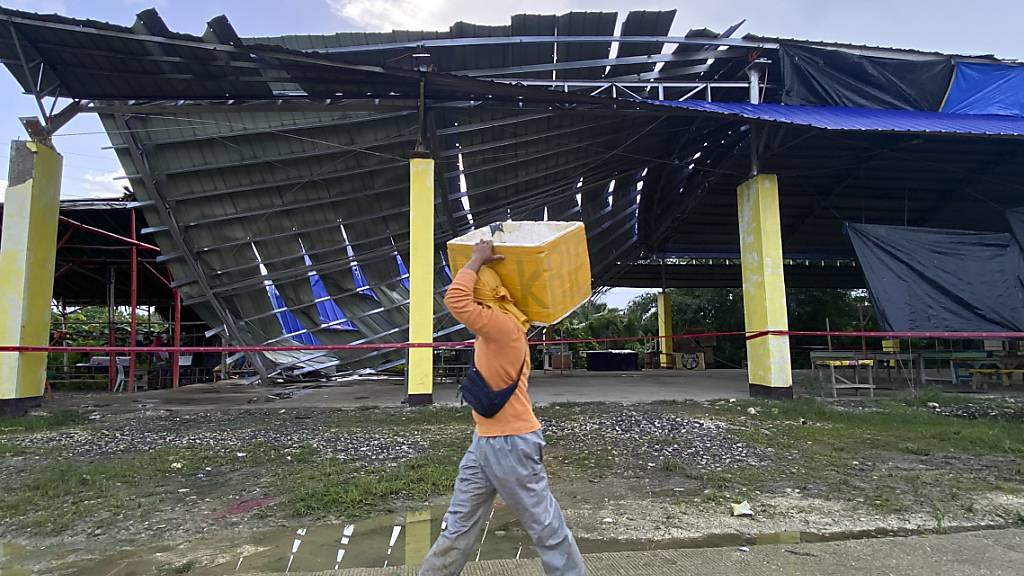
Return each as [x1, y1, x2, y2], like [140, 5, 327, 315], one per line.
[444, 268, 542, 437]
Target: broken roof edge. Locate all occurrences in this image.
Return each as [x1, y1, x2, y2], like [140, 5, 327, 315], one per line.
[744, 34, 1011, 63]
[645, 100, 1024, 139]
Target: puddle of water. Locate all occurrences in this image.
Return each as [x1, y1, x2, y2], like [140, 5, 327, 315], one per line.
[5, 507, 1015, 575]
[1, 542, 31, 576]
[1, 542, 27, 561]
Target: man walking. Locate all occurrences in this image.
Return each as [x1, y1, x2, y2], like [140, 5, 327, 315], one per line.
[418, 239, 587, 575]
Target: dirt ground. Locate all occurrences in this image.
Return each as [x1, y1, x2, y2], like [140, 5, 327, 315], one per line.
[2, 388, 1023, 574]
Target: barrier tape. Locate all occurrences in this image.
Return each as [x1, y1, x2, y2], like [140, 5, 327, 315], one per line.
[3, 329, 1024, 354]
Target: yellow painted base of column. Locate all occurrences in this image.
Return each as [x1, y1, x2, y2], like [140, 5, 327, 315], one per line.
[737, 174, 792, 393]
[407, 156, 435, 405]
[0, 141, 62, 411]
[657, 291, 673, 368]
[404, 508, 433, 566]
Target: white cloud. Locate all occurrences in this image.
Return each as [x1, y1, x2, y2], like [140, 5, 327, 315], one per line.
[601, 287, 657, 309]
[78, 168, 128, 199]
[0, 179, 7, 204]
[326, 0, 572, 31]
[328, 0, 455, 30]
[3, 0, 66, 15]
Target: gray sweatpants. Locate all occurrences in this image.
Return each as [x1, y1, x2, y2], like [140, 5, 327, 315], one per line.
[417, 430, 587, 576]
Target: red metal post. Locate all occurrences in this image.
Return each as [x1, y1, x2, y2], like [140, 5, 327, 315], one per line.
[128, 209, 138, 393]
[58, 216, 160, 251]
[55, 227, 74, 250]
[107, 268, 116, 391]
[172, 287, 181, 388]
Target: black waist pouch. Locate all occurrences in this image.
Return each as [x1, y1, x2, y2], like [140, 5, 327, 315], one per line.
[459, 357, 526, 418]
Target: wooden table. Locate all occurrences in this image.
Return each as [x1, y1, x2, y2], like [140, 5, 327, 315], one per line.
[965, 353, 1024, 389]
[810, 350, 920, 392]
[917, 351, 991, 386]
[810, 352, 876, 398]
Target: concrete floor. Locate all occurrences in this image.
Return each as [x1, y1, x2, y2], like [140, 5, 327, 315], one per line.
[53, 369, 751, 412]
[255, 528, 1024, 576]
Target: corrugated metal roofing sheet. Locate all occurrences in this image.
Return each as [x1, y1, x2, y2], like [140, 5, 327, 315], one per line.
[647, 100, 1024, 138]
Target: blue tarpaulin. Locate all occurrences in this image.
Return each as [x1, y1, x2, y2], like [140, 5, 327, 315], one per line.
[647, 100, 1024, 138]
[267, 283, 321, 346]
[396, 254, 410, 290]
[304, 254, 357, 330]
[941, 62, 1024, 118]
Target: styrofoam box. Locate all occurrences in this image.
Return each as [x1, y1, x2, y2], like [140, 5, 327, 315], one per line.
[446, 221, 592, 326]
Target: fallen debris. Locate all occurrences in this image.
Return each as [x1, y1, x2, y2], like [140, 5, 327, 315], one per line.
[731, 501, 754, 517]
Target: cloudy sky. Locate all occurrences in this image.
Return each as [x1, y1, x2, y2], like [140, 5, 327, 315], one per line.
[0, 1, 1020, 304]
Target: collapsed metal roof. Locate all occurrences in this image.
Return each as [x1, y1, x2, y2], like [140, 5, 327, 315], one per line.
[2, 7, 1021, 376]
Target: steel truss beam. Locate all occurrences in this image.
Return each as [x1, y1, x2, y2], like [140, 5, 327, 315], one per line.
[307, 35, 778, 54]
[455, 48, 746, 77]
[113, 113, 272, 384]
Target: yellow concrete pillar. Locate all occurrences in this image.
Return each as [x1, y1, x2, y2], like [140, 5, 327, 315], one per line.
[407, 154, 434, 405]
[737, 174, 793, 398]
[657, 291, 673, 368]
[0, 141, 62, 415]
[404, 508, 432, 566]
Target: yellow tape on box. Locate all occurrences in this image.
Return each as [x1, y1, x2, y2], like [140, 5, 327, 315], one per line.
[446, 221, 592, 326]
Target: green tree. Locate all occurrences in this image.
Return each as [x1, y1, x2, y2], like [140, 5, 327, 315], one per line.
[555, 288, 875, 369]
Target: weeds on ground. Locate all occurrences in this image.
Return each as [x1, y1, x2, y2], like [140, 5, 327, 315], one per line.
[0, 410, 84, 435]
[0, 443, 287, 533]
[280, 441, 462, 518]
[729, 397, 1024, 457]
[164, 560, 196, 574]
[650, 395, 1024, 521]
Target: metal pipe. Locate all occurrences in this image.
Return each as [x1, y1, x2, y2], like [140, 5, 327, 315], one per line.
[172, 287, 181, 389]
[59, 216, 161, 251]
[747, 67, 761, 105]
[143, 262, 173, 288]
[55, 228, 74, 250]
[107, 267, 116, 391]
[128, 209, 138, 393]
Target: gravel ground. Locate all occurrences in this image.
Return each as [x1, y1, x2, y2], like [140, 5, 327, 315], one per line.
[3, 409, 427, 462]
[929, 398, 1024, 421]
[2, 399, 1024, 575]
[541, 408, 766, 470]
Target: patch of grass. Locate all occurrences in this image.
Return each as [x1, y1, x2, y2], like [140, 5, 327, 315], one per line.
[536, 402, 606, 421]
[899, 443, 933, 456]
[699, 487, 732, 505]
[661, 458, 684, 472]
[0, 410, 84, 435]
[282, 447, 461, 518]
[793, 372, 826, 398]
[736, 397, 1024, 457]
[644, 397, 1024, 517]
[0, 444, 287, 534]
[166, 560, 196, 574]
[553, 447, 618, 473]
[393, 406, 471, 427]
[1013, 509, 1024, 526]
[0, 442, 28, 456]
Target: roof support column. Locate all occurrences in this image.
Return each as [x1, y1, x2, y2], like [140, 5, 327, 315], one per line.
[0, 140, 62, 416]
[737, 173, 793, 399]
[404, 508, 432, 566]
[657, 291, 673, 368]
[406, 152, 435, 406]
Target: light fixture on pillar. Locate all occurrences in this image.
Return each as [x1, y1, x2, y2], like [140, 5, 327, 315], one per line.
[406, 60, 436, 407]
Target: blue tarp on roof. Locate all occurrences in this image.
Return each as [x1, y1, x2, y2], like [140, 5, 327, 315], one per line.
[303, 254, 357, 331]
[396, 254, 410, 290]
[648, 100, 1024, 138]
[941, 62, 1024, 118]
[267, 283, 320, 346]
